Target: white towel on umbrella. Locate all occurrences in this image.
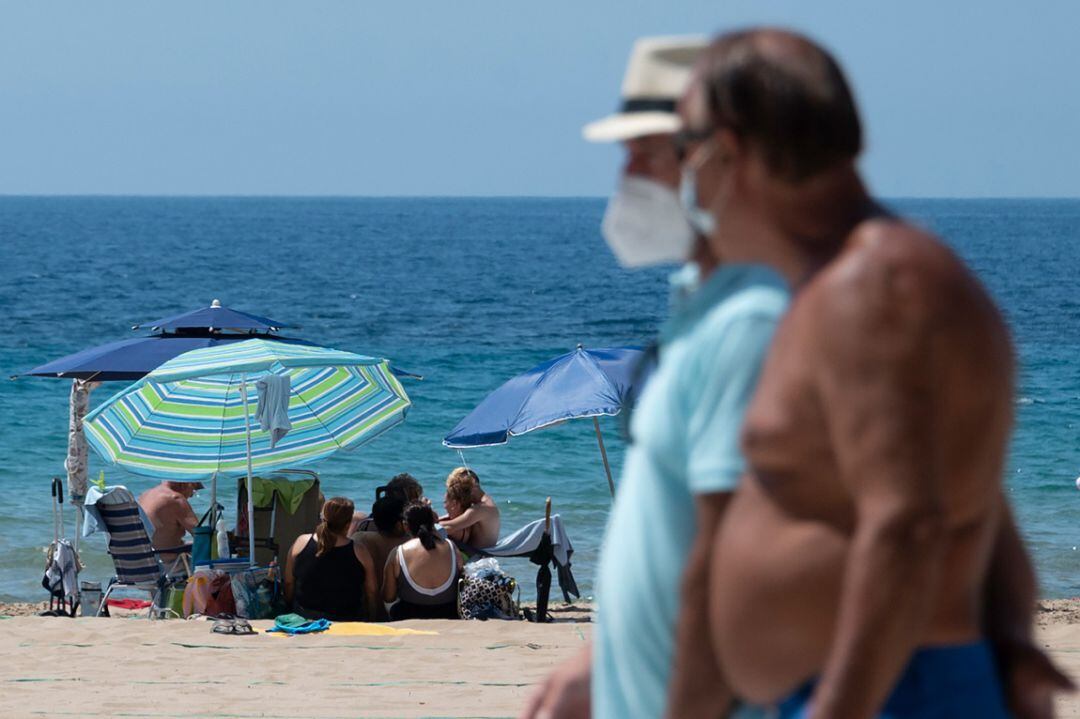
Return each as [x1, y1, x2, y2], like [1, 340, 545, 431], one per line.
[256, 374, 292, 447]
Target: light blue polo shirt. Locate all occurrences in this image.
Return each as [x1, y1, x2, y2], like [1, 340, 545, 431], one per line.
[593, 263, 787, 718]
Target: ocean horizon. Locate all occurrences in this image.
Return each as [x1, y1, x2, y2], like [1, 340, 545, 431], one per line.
[2, 195, 1078, 602]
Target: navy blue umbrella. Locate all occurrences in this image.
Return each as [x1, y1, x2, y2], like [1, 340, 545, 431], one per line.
[18, 334, 313, 381]
[443, 345, 648, 497]
[16, 299, 420, 381]
[135, 298, 296, 333]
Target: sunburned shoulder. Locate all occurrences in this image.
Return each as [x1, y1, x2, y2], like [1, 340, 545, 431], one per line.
[809, 217, 966, 319]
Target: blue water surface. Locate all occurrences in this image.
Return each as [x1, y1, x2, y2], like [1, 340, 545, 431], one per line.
[0, 197, 1077, 601]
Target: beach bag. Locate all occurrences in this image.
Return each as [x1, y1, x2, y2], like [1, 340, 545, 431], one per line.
[182, 569, 236, 617]
[231, 568, 277, 619]
[459, 558, 519, 620]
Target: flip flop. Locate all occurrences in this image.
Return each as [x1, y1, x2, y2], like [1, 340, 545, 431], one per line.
[212, 618, 257, 635]
[232, 619, 256, 635]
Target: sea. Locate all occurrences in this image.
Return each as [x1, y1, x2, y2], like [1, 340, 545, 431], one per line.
[1, 197, 1078, 603]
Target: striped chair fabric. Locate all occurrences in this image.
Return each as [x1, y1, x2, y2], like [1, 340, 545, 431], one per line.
[95, 495, 162, 586]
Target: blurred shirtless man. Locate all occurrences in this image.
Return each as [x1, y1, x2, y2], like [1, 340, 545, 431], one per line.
[138, 480, 201, 562]
[667, 28, 1071, 719]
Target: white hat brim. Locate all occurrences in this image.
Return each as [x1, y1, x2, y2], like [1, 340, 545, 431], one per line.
[582, 112, 683, 143]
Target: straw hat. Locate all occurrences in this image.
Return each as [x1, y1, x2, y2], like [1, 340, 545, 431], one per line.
[583, 35, 708, 143]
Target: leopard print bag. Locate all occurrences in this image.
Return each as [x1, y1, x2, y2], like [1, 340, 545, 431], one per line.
[458, 564, 519, 620]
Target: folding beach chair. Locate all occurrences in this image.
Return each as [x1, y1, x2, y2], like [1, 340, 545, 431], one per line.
[93, 487, 190, 618]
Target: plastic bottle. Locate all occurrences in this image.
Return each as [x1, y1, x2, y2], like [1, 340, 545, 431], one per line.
[215, 518, 230, 559]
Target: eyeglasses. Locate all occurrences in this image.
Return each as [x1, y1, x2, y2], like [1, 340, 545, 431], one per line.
[673, 125, 716, 158]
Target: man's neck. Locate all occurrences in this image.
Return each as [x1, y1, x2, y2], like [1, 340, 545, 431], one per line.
[766, 163, 873, 287]
[710, 163, 872, 288]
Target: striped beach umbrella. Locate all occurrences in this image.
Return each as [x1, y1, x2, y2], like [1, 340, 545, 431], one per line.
[84, 339, 412, 563]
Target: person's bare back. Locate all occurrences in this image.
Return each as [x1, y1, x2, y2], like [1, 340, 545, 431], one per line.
[137, 481, 199, 561]
[711, 218, 1015, 703]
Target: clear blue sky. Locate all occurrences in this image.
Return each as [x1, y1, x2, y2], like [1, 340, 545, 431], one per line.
[0, 1, 1076, 197]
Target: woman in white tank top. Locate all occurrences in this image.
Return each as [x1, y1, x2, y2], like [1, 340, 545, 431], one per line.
[382, 503, 463, 620]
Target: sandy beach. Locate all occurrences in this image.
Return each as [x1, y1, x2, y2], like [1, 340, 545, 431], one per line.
[0, 601, 1076, 718]
[0, 604, 589, 719]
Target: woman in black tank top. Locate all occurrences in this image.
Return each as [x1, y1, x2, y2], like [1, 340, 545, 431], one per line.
[285, 497, 377, 621]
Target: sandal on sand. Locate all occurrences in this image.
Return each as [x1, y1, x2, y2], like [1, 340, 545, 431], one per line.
[212, 618, 256, 636]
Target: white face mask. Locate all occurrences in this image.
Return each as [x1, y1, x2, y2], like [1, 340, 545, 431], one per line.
[601, 175, 695, 268]
[680, 142, 719, 238]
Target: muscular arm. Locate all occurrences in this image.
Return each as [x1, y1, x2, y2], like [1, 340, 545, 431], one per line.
[985, 500, 1036, 648]
[810, 253, 947, 718]
[438, 507, 483, 533]
[174, 497, 198, 533]
[985, 502, 1074, 718]
[666, 492, 733, 718]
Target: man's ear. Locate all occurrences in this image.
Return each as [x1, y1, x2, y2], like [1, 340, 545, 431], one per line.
[715, 127, 742, 166]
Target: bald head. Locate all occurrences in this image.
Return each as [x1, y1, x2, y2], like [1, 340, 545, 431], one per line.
[690, 28, 862, 182]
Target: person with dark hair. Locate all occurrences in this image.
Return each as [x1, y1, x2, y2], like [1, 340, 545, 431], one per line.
[352, 494, 408, 618]
[382, 502, 462, 621]
[380, 473, 424, 504]
[352, 472, 426, 534]
[663, 27, 1070, 718]
[284, 496, 377, 622]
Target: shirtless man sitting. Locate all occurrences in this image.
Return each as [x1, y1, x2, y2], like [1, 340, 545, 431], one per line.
[137, 480, 201, 562]
[439, 467, 500, 549]
[666, 28, 1071, 718]
[352, 494, 409, 619]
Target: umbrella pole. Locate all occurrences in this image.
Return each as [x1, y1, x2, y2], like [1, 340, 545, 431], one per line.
[210, 472, 218, 530]
[592, 417, 615, 498]
[240, 374, 256, 567]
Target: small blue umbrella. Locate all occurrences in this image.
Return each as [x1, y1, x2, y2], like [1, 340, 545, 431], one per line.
[443, 345, 648, 497]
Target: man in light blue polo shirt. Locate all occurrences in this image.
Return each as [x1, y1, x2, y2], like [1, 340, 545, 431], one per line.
[595, 264, 785, 719]
[522, 36, 786, 719]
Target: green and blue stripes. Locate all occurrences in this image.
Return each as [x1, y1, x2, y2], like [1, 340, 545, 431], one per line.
[84, 340, 411, 480]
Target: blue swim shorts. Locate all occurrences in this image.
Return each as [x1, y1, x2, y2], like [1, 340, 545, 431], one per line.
[777, 641, 1011, 718]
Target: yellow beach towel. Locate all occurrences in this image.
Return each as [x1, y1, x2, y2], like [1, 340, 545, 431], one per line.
[263, 622, 437, 637]
[326, 622, 437, 637]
